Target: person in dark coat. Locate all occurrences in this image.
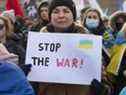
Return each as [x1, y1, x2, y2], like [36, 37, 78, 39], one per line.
[83, 8, 115, 49]
[32, 1, 49, 31]
[39, 0, 91, 95]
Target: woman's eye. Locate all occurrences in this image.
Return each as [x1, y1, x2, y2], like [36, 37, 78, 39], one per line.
[87, 16, 92, 19]
[52, 10, 59, 14]
[64, 10, 70, 13]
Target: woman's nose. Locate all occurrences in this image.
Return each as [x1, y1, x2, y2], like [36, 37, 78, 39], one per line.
[58, 11, 65, 17]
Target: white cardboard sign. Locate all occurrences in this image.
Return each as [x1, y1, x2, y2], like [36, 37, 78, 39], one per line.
[26, 32, 102, 85]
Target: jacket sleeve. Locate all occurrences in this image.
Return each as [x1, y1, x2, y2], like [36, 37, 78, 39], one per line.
[0, 61, 35, 95]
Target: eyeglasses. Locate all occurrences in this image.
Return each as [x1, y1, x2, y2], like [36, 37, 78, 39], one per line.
[0, 24, 4, 30]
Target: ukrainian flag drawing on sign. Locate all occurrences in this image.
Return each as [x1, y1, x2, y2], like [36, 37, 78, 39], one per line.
[78, 39, 93, 49]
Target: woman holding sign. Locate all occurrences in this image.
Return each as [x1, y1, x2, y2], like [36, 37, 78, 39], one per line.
[39, 0, 90, 95]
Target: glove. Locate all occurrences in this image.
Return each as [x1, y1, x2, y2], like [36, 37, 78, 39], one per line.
[90, 79, 109, 95]
[19, 64, 32, 76]
[103, 31, 113, 41]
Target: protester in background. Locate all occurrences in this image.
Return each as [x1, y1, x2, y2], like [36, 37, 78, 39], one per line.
[83, 8, 114, 49]
[83, 8, 103, 35]
[0, 15, 32, 76]
[1, 9, 27, 49]
[0, 15, 25, 65]
[82, 8, 115, 94]
[110, 11, 126, 38]
[32, 1, 49, 31]
[39, 0, 91, 95]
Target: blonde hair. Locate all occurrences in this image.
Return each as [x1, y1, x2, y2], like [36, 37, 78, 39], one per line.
[0, 16, 14, 39]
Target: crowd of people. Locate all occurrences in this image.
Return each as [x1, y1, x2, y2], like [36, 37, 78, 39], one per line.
[0, 0, 126, 95]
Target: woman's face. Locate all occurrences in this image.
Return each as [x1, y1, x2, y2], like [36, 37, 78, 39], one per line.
[51, 6, 74, 29]
[40, 7, 49, 21]
[116, 17, 125, 31]
[0, 19, 6, 39]
[85, 11, 100, 29]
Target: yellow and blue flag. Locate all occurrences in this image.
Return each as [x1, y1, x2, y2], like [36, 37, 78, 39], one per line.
[78, 40, 93, 49]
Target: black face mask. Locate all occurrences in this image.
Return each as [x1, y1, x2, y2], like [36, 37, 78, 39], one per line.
[116, 23, 124, 31]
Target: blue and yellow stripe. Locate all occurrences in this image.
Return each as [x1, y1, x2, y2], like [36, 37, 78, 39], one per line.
[78, 40, 93, 49]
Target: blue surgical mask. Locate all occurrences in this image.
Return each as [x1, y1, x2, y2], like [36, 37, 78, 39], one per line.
[85, 18, 99, 29]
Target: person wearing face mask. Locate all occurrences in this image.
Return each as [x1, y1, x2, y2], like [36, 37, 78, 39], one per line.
[83, 8, 116, 95]
[110, 11, 126, 38]
[83, 8, 107, 35]
[83, 8, 115, 49]
[85, 14, 99, 30]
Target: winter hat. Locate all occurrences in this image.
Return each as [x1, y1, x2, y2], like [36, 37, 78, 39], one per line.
[38, 1, 49, 17]
[48, 0, 76, 21]
[39, 1, 48, 8]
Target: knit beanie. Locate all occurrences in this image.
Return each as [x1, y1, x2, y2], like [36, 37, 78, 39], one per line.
[49, 0, 76, 21]
[38, 1, 49, 17]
